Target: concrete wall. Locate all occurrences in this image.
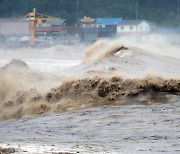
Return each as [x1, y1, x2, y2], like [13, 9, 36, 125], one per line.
[0, 20, 29, 36]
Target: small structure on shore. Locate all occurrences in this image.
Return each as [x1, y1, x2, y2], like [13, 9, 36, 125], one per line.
[79, 17, 122, 42]
[117, 20, 156, 35]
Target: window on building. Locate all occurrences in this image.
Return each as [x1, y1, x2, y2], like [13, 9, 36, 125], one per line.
[121, 26, 124, 30]
[130, 26, 133, 30]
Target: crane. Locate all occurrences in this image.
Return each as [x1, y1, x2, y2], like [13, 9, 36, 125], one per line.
[23, 8, 61, 45]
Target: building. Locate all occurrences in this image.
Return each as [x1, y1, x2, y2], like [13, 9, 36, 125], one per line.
[79, 17, 122, 41]
[79, 17, 97, 42]
[96, 18, 122, 37]
[0, 19, 29, 45]
[117, 20, 155, 35]
[35, 19, 78, 44]
[96, 18, 122, 26]
[0, 19, 29, 36]
[35, 19, 66, 36]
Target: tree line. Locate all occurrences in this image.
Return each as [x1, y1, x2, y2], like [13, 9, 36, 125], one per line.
[0, 0, 179, 27]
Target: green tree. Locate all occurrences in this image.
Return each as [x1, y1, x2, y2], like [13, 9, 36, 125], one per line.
[0, 0, 179, 27]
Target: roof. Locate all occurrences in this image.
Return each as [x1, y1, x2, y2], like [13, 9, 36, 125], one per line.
[96, 18, 122, 25]
[45, 19, 65, 26]
[118, 20, 146, 25]
[80, 17, 95, 23]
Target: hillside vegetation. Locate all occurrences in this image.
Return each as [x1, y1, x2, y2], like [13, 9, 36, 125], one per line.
[0, 0, 179, 27]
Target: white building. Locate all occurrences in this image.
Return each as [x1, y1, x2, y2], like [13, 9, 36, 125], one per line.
[117, 20, 155, 34]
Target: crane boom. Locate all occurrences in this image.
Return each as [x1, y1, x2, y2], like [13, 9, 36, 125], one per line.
[23, 9, 61, 45]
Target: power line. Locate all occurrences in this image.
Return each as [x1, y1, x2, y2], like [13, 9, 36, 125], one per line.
[136, 0, 138, 20]
[178, 0, 180, 27]
[76, 0, 79, 28]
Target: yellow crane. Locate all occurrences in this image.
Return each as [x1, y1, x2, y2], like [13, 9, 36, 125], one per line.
[23, 9, 60, 45]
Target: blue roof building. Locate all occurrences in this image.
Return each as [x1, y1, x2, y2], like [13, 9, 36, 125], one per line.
[79, 17, 122, 42]
[96, 18, 122, 25]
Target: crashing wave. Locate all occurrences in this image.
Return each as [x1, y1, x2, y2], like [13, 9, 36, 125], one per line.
[0, 41, 180, 121]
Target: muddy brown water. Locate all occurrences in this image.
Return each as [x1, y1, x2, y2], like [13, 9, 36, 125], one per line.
[0, 101, 180, 153]
[0, 41, 180, 153]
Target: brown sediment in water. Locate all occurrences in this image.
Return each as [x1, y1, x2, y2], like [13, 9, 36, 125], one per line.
[0, 74, 179, 121]
[0, 59, 58, 121]
[46, 75, 180, 109]
[83, 40, 107, 64]
[0, 45, 179, 121]
[83, 40, 129, 64]
[0, 147, 16, 154]
[2, 59, 29, 71]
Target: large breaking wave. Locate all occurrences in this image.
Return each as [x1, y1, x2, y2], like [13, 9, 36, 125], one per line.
[0, 41, 179, 121]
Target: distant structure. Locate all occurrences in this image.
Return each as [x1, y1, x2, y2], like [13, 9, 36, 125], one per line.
[35, 19, 77, 44]
[79, 17, 96, 42]
[35, 19, 66, 37]
[117, 20, 156, 35]
[0, 19, 29, 44]
[0, 19, 29, 36]
[142, 28, 180, 44]
[79, 17, 122, 42]
[96, 18, 122, 37]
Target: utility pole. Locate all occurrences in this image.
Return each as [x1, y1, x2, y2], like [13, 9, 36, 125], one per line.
[136, 0, 138, 20]
[58, 0, 62, 15]
[135, 0, 138, 33]
[76, 0, 79, 28]
[178, 0, 180, 27]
